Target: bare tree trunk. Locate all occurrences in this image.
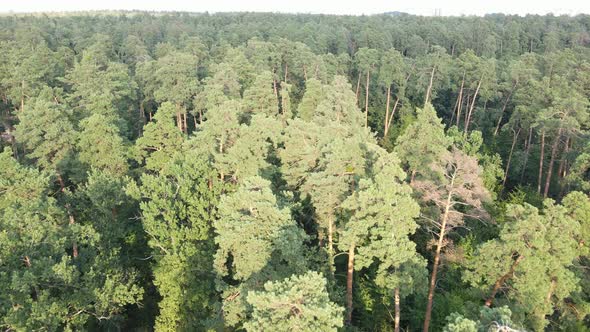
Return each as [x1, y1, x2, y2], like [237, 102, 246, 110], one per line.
[502, 127, 521, 187]
[424, 66, 436, 107]
[346, 242, 355, 325]
[538, 130, 545, 194]
[273, 78, 278, 97]
[365, 70, 370, 128]
[424, 189, 453, 332]
[394, 288, 401, 332]
[455, 73, 465, 127]
[485, 254, 524, 307]
[464, 77, 483, 134]
[385, 97, 400, 137]
[182, 112, 188, 134]
[520, 127, 533, 182]
[384, 85, 391, 137]
[493, 81, 517, 136]
[544, 128, 562, 198]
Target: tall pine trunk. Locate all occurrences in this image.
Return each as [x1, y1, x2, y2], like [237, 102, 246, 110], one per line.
[493, 81, 517, 136]
[464, 77, 483, 134]
[424, 189, 453, 332]
[394, 288, 401, 332]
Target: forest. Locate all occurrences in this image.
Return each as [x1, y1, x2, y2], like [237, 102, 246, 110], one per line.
[0, 10, 590, 331]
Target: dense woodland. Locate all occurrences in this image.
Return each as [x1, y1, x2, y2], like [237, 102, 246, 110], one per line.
[1, 11, 590, 331]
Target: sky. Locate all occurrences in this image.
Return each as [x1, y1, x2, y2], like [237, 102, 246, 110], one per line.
[1, 0, 589, 16]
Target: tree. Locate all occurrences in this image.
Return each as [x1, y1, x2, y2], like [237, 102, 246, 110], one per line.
[379, 48, 409, 137]
[340, 146, 425, 329]
[126, 151, 221, 331]
[245, 271, 344, 332]
[443, 306, 519, 332]
[134, 102, 184, 172]
[0, 149, 142, 330]
[65, 42, 137, 130]
[297, 78, 324, 121]
[414, 148, 490, 332]
[153, 51, 199, 132]
[14, 88, 77, 182]
[77, 114, 129, 177]
[242, 71, 279, 118]
[354, 47, 379, 128]
[394, 104, 451, 183]
[464, 198, 583, 330]
[213, 176, 308, 327]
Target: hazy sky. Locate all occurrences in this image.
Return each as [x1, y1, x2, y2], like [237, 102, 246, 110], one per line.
[1, 0, 589, 16]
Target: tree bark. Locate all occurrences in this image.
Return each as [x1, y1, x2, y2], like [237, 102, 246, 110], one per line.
[455, 73, 465, 127]
[346, 242, 356, 325]
[502, 126, 521, 187]
[484, 254, 524, 307]
[424, 185, 454, 332]
[493, 81, 517, 136]
[394, 287, 401, 332]
[544, 128, 562, 198]
[424, 66, 436, 108]
[538, 130, 545, 194]
[365, 69, 370, 129]
[464, 77, 483, 134]
[385, 97, 400, 138]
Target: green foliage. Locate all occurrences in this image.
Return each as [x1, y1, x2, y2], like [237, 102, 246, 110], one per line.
[214, 176, 308, 327]
[127, 150, 221, 331]
[245, 271, 344, 331]
[134, 102, 184, 171]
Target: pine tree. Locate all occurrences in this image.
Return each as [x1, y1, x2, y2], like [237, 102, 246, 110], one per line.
[464, 199, 582, 330]
[214, 176, 308, 327]
[340, 146, 425, 329]
[394, 104, 451, 183]
[126, 150, 221, 331]
[415, 148, 490, 332]
[78, 114, 129, 176]
[134, 102, 184, 172]
[245, 271, 344, 332]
